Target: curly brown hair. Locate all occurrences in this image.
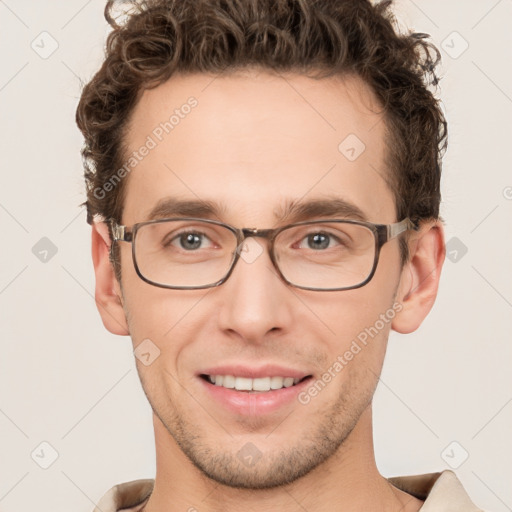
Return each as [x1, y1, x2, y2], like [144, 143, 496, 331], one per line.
[76, 0, 447, 277]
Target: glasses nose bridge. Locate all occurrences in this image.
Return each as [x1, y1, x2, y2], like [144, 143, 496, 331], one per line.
[229, 227, 282, 285]
[237, 227, 278, 257]
[240, 227, 275, 241]
[235, 226, 280, 265]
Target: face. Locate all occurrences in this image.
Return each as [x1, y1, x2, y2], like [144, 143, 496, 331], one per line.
[106, 70, 413, 488]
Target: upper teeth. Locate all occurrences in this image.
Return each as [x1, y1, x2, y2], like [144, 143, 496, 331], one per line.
[208, 375, 301, 391]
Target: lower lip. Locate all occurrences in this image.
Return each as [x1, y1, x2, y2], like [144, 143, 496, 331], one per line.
[198, 376, 313, 416]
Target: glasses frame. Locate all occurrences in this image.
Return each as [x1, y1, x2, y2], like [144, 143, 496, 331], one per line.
[109, 216, 419, 291]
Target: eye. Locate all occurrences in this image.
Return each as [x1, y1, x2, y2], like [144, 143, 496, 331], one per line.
[296, 231, 343, 250]
[167, 231, 214, 251]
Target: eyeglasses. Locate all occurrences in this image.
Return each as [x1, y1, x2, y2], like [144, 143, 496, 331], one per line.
[109, 217, 418, 291]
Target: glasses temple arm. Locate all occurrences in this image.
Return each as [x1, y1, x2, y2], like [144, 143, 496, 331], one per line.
[387, 218, 419, 240]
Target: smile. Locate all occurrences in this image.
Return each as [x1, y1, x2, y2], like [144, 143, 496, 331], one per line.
[201, 374, 309, 392]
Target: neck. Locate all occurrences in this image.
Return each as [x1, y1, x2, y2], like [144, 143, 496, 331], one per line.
[141, 406, 422, 512]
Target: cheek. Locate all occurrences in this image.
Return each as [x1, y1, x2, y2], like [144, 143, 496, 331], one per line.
[121, 277, 217, 370]
[302, 286, 398, 344]
[123, 288, 195, 339]
[297, 254, 401, 375]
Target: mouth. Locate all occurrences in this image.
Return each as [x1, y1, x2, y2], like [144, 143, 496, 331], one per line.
[197, 365, 315, 415]
[200, 374, 312, 393]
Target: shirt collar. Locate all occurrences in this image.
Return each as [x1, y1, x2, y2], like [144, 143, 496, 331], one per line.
[388, 470, 483, 511]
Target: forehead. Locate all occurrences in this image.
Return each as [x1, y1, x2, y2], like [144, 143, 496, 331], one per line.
[121, 69, 396, 226]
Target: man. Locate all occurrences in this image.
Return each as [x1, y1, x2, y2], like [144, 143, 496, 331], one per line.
[76, 0, 483, 510]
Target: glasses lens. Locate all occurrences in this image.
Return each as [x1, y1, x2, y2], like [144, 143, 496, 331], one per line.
[275, 221, 376, 289]
[134, 220, 237, 287]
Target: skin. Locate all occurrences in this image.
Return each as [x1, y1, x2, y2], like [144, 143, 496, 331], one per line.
[92, 69, 445, 512]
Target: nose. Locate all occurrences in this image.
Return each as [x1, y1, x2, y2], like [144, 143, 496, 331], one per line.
[216, 237, 293, 343]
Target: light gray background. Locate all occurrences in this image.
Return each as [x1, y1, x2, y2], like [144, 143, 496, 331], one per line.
[1, 1, 511, 511]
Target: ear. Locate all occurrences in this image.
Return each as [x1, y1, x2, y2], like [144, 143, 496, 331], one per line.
[91, 222, 130, 336]
[392, 219, 446, 334]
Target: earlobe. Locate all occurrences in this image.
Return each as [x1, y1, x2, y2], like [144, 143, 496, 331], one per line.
[391, 220, 446, 334]
[91, 222, 130, 336]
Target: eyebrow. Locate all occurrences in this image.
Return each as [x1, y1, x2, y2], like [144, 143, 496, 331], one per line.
[145, 196, 368, 224]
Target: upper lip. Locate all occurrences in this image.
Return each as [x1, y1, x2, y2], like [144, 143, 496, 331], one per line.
[198, 364, 312, 380]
